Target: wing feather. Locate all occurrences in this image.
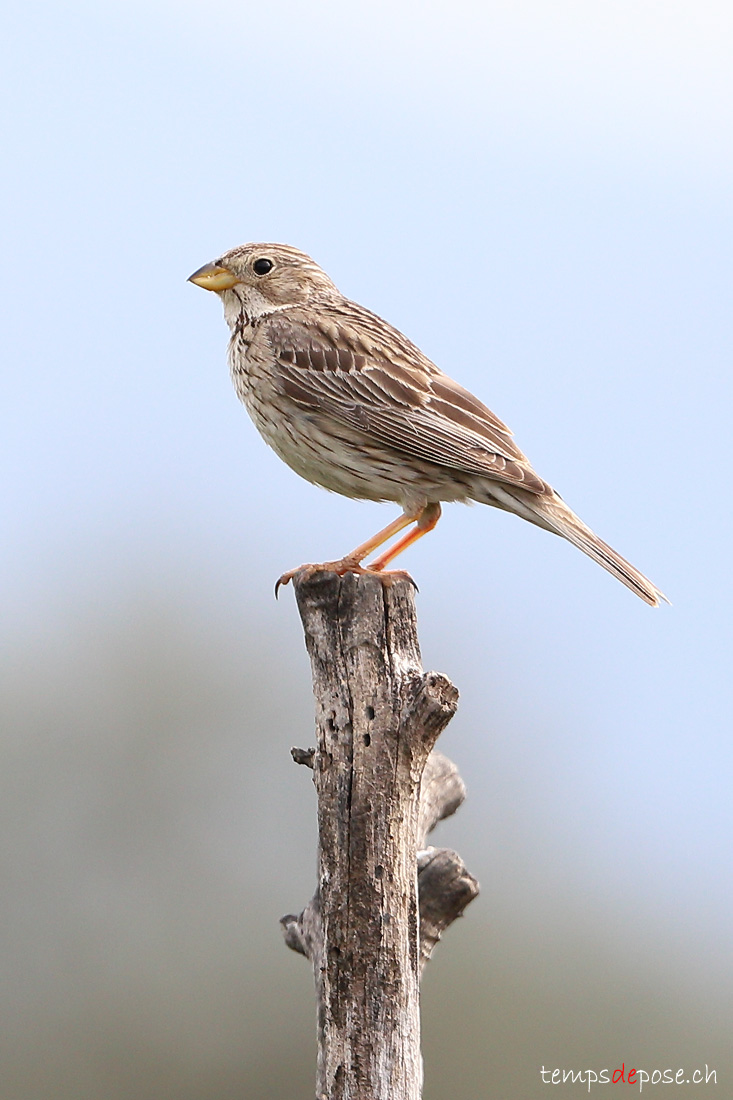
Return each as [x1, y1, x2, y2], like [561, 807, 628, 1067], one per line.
[264, 308, 549, 495]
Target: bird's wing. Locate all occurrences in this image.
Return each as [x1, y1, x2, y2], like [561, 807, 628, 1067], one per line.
[262, 307, 549, 494]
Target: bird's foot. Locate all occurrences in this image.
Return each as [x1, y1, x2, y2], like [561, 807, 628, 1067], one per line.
[275, 559, 368, 597]
[275, 559, 416, 597]
[364, 563, 419, 591]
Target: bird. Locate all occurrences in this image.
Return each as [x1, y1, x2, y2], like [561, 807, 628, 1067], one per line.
[189, 243, 666, 605]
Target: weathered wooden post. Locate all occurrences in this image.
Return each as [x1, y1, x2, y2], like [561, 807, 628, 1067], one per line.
[281, 571, 479, 1100]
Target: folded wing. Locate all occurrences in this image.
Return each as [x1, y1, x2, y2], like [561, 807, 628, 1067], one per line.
[264, 308, 550, 496]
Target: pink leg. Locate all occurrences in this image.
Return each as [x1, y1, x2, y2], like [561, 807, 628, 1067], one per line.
[368, 503, 442, 572]
[275, 507, 426, 593]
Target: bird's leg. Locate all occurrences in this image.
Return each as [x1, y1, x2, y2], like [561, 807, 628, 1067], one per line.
[275, 508, 423, 595]
[367, 503, 442, 572]
[337, 509, 423, 569]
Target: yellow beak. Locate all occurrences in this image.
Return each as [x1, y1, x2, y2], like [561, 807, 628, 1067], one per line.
[188, 262, 239, 291]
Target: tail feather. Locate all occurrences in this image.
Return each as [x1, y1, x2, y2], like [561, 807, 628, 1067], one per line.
[480, 486, 668, 606]
[539, 508, 668, 607]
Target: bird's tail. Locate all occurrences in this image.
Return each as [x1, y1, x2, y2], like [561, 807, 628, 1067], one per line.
[481, 486, 668, 607]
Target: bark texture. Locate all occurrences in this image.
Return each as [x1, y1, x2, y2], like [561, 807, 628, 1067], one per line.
[281, 570, 478, 1100]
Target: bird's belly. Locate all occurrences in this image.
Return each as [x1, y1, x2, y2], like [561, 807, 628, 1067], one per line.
[252, 403, 409, 503]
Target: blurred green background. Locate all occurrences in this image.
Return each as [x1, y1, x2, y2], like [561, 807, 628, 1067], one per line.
[1, 2, 731, 1096]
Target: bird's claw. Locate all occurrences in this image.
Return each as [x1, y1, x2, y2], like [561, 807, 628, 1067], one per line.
[373, 568, 419, 592]
[274, 561, 417, 598]
[275, 560, 368, 598]
[274, 567, 305, 598]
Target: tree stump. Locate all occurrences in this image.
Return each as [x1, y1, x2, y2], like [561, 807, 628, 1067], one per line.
[281, 571, 478, 1100]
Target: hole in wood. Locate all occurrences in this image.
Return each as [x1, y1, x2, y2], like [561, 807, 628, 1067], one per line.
[366, 705, 375, 720]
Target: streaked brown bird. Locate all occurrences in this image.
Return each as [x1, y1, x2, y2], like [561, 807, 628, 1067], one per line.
[189, 243, 666, 605]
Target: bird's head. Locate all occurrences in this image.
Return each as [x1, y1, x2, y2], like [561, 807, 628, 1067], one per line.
[188, 242, 339, 326]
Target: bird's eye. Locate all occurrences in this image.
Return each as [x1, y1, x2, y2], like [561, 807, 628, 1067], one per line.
[253, 258, 273, 276]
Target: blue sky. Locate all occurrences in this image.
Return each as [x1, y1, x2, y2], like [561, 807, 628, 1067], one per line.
[1, 2, 732, 1094]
